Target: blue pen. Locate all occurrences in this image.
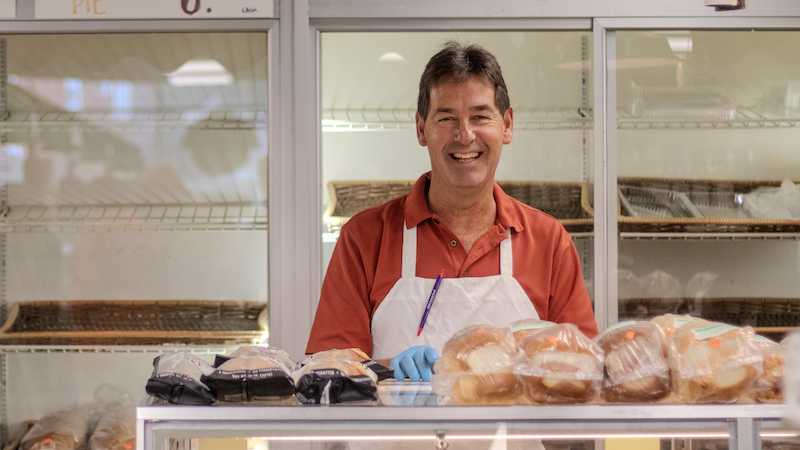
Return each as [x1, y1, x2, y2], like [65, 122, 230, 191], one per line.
[418, 269, 444, 336]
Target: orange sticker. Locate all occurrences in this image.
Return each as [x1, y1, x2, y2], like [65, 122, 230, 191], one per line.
[475, 329, 484, 334]
[44, 439, 51, 444]
[711, 339, 722, 348]
[125, 445, 133, 449]
[625, 331, 635, 340]
[548, 336, 558, 344]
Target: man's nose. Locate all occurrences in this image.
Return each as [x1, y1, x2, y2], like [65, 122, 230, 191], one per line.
[454, 120, 476, 144]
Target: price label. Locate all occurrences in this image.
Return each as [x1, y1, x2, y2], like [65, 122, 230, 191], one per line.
[786, 332, 800, 431]
[0, 0, 14, 18]
[35, 0, 274, 19]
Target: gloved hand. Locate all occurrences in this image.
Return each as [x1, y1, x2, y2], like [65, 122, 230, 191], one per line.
[389, 345, 439, 382]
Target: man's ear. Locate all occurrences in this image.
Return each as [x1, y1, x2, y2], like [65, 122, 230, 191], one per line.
[416, 112, 427, 146]
[502, 106, 514, 145]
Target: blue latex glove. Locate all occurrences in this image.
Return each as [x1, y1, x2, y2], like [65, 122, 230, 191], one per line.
[389, 345, 439, 382]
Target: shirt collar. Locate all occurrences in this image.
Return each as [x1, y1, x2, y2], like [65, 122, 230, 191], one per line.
[404, 172, 525, 233]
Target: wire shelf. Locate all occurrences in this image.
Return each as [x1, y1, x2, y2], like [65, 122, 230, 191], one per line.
[0, 110, 268, 132]
[0, 344, 235, 354]
[322, 108, 594, 131]
[0, 202, 267, 232]
[619, 232, 800, 241]
[618, 107, 800, 129]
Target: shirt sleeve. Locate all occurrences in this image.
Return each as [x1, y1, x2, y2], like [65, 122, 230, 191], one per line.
[548, 231, 599, 339]
[305, 222, 375, 356]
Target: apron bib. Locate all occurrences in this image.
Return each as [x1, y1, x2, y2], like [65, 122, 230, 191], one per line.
[371, 222, 539, 360]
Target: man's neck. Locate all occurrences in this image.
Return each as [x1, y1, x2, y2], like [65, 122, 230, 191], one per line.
[427, 178, 497, 254]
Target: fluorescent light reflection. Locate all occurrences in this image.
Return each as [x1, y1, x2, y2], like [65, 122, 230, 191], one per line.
[247, 430, 799, 442]
[166, 59, 233, 86]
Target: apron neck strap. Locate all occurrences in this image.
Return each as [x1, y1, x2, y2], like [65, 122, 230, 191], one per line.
[402, 223, 514, 278]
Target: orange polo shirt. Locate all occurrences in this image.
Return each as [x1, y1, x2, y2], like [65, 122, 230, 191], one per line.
[306, 172, 598, 356]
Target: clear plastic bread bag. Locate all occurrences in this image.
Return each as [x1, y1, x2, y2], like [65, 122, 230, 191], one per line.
[668, 321, 763, 404]
[145, 352, 215, 405]
[22, 404, 90, 450]
[222, 345, 299, 372]
[593, 320, 670, 402]
[748, 335, 786, 403]
[514, 323, 603, 404]
[430, 324, 524, 405]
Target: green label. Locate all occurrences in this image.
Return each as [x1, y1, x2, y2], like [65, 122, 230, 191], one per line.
[691, 323, 737, 340]
[511, 322, 554, 332]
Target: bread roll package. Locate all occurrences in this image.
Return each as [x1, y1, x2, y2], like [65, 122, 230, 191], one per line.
[21, 405, 89, 450]
[201, 353, 296, 403]
[650, 314, 704, 340]
[88, 406, 135, 450]
[302, 348, 392, 381]
[145, 352, 215, 405]
[509, 318, 557, 342]
[515, 323, 603, 404]
[214, 345, 299, 372]
[593, 320, 670, 403]
[430, 325, 524, 405]
[668, 321, 763, 404]
[749, 335, 785, 404]
[294, 359, 378, 404]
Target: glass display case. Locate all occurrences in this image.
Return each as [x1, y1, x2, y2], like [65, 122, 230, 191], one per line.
[0, 27, 271, 444]
[609, 29, 800, 341]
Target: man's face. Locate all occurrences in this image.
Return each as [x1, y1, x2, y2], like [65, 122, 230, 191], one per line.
[416, 74, 513, 193]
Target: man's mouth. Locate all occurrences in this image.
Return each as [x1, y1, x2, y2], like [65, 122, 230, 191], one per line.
[451, 152, 481, 162]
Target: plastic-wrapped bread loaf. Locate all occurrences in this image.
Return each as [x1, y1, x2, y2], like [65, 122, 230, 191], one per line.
[650, 314, 703, 340]
[668, 321, 762, 404]
[294, 358, 378, 404]
[593, 320, 670, 403]
[21, 405, 89, 450]
[749, 335, 786, 404]
[202, 352, 296, 403]
[88, 406, 135, 450]
[431, 325, 524, 405]
[515, 323, 603, 404]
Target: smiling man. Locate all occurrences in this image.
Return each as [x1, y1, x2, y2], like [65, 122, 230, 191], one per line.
[306, 41, 597, 381]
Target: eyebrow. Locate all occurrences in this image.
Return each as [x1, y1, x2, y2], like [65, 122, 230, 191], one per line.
[432, 104, 494, 115]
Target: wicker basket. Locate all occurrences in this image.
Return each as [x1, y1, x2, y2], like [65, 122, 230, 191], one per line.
[619, 297, 800, 340]
[618, 177, 800, 233]
[324, 180, 594, 233]
[0, 300, 268, 346]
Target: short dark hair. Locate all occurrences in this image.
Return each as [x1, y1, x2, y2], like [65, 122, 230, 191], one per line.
[417, 41, 510, 119]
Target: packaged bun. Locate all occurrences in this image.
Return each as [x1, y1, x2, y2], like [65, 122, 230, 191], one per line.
[593, 320, 670, 402]
[509, 318, 557, 342]
[669, 321, 762, 403]
[218, 345, 299, 372]
[88, 406, 135, 450]
[749, 335, 785, 404]
[22, 405, 89, 450]
[651, 314, 703, 340]
[145, 352, 215, 405]
[303, 348, 392, 381]
[515, 323, 603, 404]
[201, 353, 295, 403]
[294, 359, 378, 404]
[430, 325, 523, 405]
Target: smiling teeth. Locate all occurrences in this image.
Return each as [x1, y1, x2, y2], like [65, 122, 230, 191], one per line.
[453, 152, 479, 159]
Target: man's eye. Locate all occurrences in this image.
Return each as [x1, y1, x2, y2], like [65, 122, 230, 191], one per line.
[439, 117, 453, 122]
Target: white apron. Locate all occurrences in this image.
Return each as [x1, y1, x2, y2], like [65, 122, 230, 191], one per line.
[371, 223, 540, 360]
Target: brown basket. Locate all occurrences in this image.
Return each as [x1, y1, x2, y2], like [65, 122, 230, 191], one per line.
[324, 180, 594, 233]
[618, 177, 800, 233]
[620, 297, 800, 330]
[0, 300, 268, 346]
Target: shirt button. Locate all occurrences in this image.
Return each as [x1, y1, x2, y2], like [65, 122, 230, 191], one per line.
[462, 270, 467, 276]
[450, 240, 457, 247]
[433, 219, 440, 224]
